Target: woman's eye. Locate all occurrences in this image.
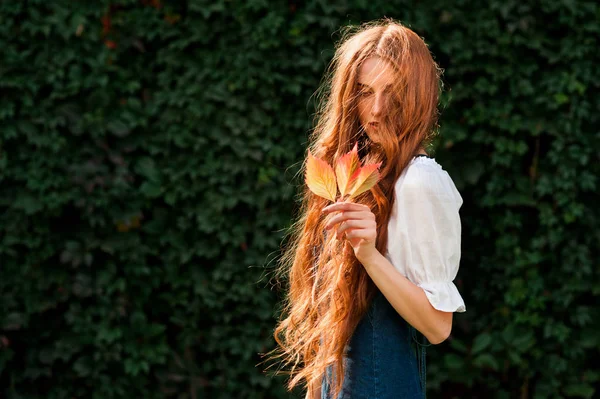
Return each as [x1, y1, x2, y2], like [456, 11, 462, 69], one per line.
[360, 90, 373, 97]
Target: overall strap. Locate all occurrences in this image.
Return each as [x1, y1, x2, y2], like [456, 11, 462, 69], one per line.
[410, 326, 430, 399]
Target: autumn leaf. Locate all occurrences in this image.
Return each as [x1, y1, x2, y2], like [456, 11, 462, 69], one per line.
[347, 162, 382, 198]
[306, 149, 337, 202]
[306, 144, 381, 202]
[335, 142, 360, 199]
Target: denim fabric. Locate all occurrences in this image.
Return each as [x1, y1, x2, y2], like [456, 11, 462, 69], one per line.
[321, 291, 423, 399]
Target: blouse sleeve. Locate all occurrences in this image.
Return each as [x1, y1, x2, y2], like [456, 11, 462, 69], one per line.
[386, 162, 466, 313]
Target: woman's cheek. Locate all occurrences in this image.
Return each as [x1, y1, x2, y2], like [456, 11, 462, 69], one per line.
[358, 103, 369, 127]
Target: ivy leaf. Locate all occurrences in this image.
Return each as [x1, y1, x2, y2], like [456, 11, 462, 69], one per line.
[347, 162, 382, 199]
[305, 149, 337, 202]
[472, 332, 492, 354]
[335, 142, 360, 199]
[473, 353, 499, 371]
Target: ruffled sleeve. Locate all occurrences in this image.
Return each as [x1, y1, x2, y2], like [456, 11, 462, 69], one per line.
[386, 159, 466, 313]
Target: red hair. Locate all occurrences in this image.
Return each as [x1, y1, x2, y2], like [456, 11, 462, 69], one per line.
[262, 19, 442, 398]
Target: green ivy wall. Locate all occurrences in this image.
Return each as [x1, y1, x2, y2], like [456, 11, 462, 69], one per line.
[0, 1, 598, 398]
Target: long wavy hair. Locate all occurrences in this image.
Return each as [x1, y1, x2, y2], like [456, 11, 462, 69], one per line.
[263, 19, 442, 398]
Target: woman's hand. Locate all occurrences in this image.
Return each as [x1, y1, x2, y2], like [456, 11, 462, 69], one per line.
[322, 201, 380, 263]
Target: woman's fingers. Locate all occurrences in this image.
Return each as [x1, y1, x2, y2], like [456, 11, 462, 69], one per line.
[344, 229, 372, 240]
[322, 202, 370, 214]
[325, 211, 374, 230]
[335, 219, 375, 238]
[322, 203, 377, 243]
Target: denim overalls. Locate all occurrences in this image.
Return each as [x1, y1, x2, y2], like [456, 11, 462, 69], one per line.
[321, 290, 427, 399]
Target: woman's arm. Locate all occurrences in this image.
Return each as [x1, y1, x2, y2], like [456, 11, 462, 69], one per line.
[322, 199, 458, 345]
[359, 251, 452, 344]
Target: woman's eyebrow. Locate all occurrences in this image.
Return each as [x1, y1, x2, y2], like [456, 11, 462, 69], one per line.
[357, 82, 392, 89]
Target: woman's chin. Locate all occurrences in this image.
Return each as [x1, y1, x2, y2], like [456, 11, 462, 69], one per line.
[365, 134, 381, 145]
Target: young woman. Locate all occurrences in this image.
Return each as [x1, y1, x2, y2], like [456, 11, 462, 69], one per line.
[267, 19, 466, 399]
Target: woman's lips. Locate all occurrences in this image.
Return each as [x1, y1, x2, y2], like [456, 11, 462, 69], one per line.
[368, 122, 379, 129]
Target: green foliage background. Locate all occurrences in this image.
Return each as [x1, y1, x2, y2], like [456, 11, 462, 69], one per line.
[1, 0, 598, 398]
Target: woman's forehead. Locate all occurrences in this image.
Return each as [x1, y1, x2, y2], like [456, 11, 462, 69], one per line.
[357, 57, 395, 87]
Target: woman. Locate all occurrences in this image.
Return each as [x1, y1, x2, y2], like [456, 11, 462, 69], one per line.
[266, 19, 466, 399]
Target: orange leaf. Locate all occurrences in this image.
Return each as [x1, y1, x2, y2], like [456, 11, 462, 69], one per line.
[306, 150, 337, 202]
[335, 142, 360, 199]
[347, 162, 382, 198]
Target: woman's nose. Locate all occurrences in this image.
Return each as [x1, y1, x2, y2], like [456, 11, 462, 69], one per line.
[371, 94, 384, 116]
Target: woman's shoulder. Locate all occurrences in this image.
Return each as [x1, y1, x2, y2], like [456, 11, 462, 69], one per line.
[395, 156, 463, 206]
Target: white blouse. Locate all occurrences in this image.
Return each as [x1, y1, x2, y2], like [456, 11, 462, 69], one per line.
[385, 156, 466, 313]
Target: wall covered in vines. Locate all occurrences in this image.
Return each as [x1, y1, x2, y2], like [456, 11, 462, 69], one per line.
[0, 1, 598, 398]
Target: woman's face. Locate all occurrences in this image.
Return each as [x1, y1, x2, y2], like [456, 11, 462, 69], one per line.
[356, 57, 396, 144]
